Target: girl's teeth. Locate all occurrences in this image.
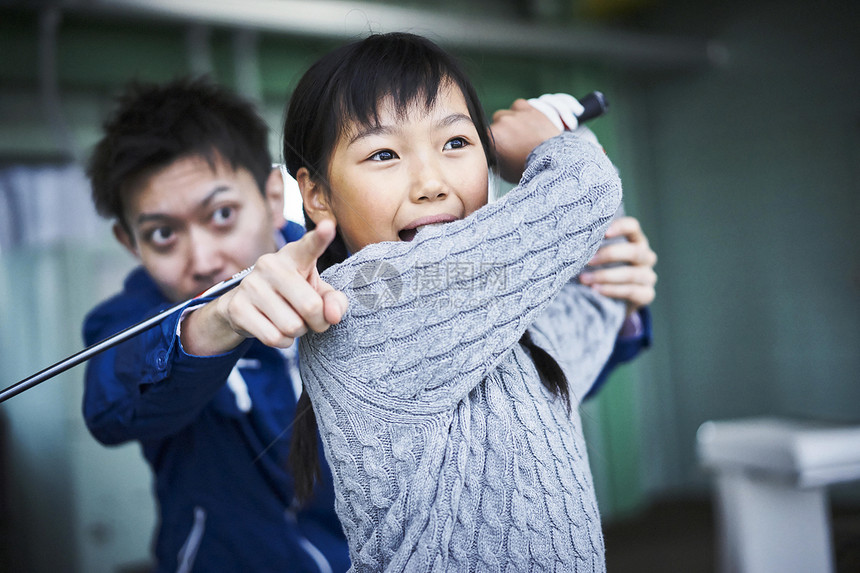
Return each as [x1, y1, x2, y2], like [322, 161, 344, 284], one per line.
[400, 222, 446, 241]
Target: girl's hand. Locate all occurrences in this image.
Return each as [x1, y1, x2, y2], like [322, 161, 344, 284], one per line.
[579, 216, 658, 316]
[527, 93, 584, 131]
[490, 98, 562, 183]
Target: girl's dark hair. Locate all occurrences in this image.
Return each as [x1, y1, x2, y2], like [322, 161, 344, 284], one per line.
[88, 76, 273, 234]
[284, 32, 568, 504]
[282, 32, 498, 272]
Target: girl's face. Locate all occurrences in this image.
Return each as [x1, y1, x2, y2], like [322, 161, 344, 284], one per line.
[302, 83, 489, 254]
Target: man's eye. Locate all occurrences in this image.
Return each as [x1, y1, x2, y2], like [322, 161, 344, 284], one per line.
[147, 227, 174, 246]
[444, 137, 468, 150]
[212, 206, 235, 225]
[369, 149, 398, 161]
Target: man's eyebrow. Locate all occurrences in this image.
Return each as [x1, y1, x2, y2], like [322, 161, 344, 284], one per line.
[134, 185, 232, 226]
[200, 185, 232, 207]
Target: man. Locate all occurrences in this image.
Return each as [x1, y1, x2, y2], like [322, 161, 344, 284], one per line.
[84, 77, 348, 573]
[83, 77, 653, 572]
[581, 214, 655, 399]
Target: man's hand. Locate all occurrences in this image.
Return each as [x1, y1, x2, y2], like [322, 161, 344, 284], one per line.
[182, 219, 348, 355]
[579, 216, 658, 316]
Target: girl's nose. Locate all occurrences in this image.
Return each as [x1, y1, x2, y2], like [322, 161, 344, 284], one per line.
[410, 158, 448, 202]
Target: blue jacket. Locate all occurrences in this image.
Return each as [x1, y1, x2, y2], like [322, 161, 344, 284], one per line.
[82, 221, 349, 573]
[585, 306, 652, 400]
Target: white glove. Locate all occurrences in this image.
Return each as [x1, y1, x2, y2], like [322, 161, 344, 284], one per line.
[527, 93, 584, 131]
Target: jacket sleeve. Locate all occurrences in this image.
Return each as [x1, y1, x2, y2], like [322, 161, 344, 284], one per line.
[583, 306, 653, 400]
[300, 131, 623, 417]
[82, 295, 252, 445]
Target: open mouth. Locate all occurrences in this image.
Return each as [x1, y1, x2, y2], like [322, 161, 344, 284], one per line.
[397, 223, 446, 242]
[398, 215, 458, 242]
[398, 228, 418, 242]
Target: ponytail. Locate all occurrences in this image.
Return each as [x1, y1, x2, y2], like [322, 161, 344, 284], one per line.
[520, 330, 571, 412]
[289, 389, 322, 504]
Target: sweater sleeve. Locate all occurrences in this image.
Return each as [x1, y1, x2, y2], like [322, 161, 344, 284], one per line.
[528, 283, 626, 405]
[300, 132, 622, 417]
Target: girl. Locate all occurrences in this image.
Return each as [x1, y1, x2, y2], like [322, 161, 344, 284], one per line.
[284, 32, 625, 572]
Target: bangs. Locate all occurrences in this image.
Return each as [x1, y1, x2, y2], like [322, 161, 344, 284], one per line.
[335, 39, 451, 132]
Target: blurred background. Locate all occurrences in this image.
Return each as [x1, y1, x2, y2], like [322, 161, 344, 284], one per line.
[0, 0, 857, 571]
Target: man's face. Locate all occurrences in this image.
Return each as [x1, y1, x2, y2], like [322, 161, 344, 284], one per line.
[116, 154, 285, 303]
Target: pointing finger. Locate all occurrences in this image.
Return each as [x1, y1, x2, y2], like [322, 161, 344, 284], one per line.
[285, 218, 337, 275]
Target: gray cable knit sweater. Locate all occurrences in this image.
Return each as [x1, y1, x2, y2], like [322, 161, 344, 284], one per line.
[299, 131, 625, 572]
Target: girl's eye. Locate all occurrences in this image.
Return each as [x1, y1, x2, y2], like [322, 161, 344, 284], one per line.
[443, 137, 468, 150]
[146, 226, 174, 247]
[212, 206, 235, 225]
[369, 149, 398, 161]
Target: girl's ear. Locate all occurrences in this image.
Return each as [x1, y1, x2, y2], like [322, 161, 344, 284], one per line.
[296, 167, 335, 225]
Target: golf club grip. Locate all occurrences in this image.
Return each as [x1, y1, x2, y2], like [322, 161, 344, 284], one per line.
[577, 91, 609, 123]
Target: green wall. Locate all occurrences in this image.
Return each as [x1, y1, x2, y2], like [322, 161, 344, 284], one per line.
[621, 0, 860, 496]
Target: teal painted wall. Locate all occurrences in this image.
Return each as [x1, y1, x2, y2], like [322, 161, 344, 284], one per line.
[614, 0, 860, 498]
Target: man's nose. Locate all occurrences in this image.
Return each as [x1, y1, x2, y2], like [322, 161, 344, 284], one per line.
[188, 230, 224, 281]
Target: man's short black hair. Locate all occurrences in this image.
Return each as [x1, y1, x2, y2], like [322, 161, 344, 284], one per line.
[88, 76, 272, 232]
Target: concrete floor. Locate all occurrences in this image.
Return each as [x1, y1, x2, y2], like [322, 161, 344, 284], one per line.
[602, 496, 860, 573]
[603, 497, 716, 573]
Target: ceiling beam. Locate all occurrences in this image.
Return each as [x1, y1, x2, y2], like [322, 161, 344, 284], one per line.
[59, 0, 724, 70]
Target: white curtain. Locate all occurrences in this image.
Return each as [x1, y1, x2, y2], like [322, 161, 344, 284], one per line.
[0, 163, 111, 252]
[0, 162, 149, 573]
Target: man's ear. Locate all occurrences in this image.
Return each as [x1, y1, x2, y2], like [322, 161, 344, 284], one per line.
[113, 222, 139, 259]
[296, 167, 335, 225]
[265, 167, 287, 229]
